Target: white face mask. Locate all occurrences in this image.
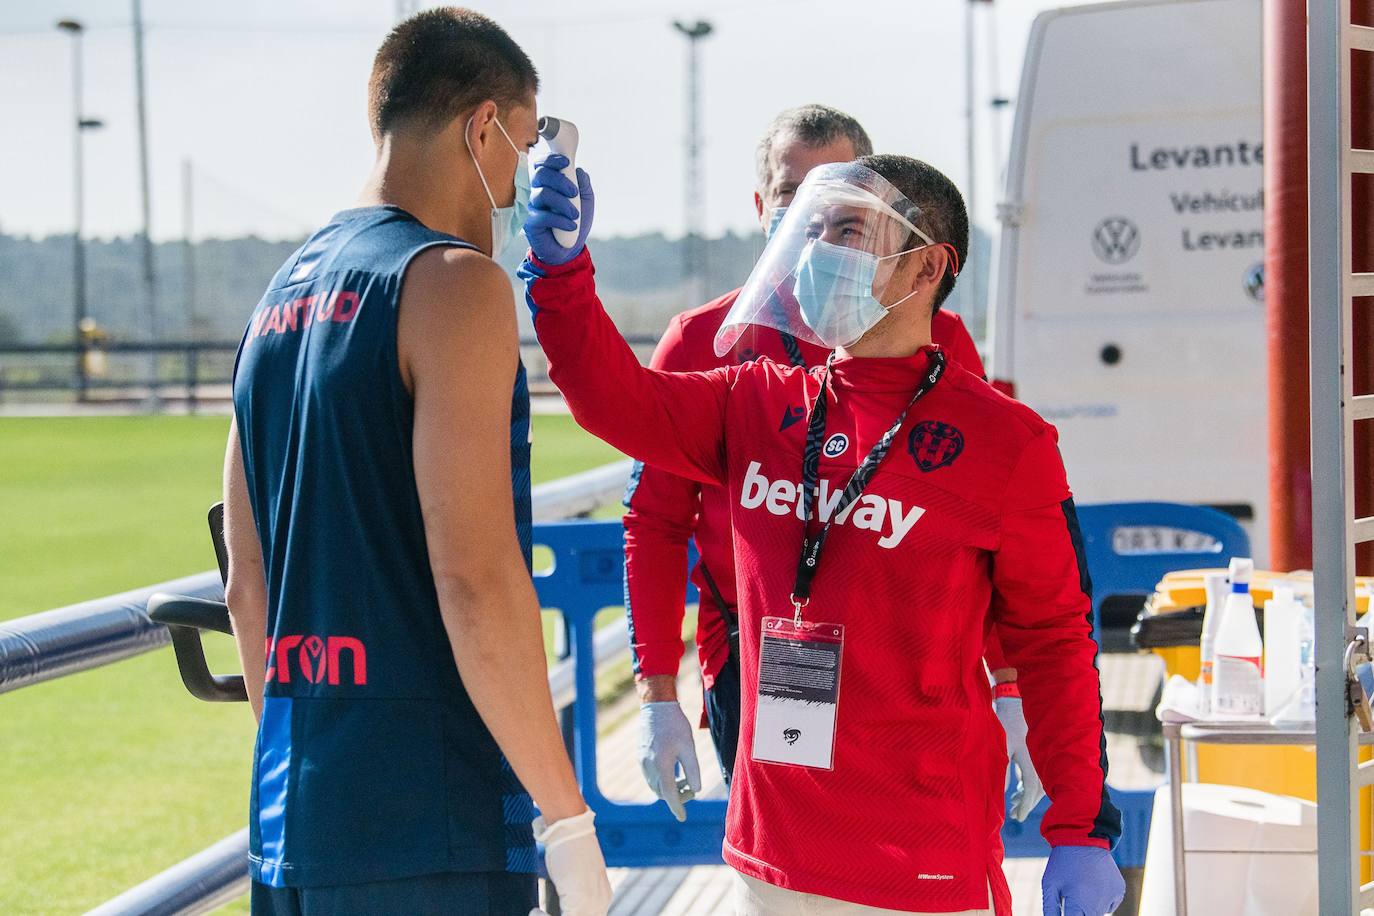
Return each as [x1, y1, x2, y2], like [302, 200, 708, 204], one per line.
[793, 240, 929, 348]
[465, 115, 530, 258]
[765, 206, 787, 239]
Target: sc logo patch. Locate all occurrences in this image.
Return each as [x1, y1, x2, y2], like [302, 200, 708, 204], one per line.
[823, 433, 849, 458]
[909, 421, 964, 472]
[783, 728, 802, 746]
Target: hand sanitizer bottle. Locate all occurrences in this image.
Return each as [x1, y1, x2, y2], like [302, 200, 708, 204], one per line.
[1212, 558, 1264, 719]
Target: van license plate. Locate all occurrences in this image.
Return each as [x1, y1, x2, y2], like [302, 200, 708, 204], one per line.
[1111, 526, 1219, 555]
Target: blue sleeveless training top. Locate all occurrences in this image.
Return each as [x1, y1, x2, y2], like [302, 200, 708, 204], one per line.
[232, 205, 535, 888]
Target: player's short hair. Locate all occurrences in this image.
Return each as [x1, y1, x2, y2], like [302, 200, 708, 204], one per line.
[755, 105, 873, 191]
[857, 154, 969, 311]
[368, 7, 538, 140]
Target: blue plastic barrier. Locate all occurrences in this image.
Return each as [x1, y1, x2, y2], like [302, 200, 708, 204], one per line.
[537, 503, 1249, 871]
[533, 520, 728, 867]
[1075, 502, 1251, 639]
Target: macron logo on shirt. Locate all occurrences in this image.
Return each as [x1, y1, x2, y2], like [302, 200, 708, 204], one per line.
[265, 635, 368, 685]
[739, 460, 925, 549]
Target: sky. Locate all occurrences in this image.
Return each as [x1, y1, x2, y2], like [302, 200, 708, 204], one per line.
[0, 0, 1098, 243]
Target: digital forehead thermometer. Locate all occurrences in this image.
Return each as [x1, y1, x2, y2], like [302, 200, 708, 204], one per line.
[537, 116, 580, 248]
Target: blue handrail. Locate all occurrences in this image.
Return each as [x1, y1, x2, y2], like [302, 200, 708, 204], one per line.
[538, 503, 1250, 871]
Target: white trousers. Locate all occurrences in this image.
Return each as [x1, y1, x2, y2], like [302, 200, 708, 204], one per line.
[731, 871, 995, 916]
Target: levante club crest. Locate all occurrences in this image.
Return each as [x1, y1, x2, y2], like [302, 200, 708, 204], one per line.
[908, 421, 964, 472]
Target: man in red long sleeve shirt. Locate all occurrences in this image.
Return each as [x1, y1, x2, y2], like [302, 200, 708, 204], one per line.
[521, 155, 1123, 915]
[623, 104, 1036, 826]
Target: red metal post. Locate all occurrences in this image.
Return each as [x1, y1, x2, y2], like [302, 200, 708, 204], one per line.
[1265, 0, 1313, 571]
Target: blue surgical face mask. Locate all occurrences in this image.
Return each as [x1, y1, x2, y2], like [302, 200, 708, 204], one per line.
[466, 115, 530, 258]
[793, 239, 925, 348]
[766, 206, 787, 239]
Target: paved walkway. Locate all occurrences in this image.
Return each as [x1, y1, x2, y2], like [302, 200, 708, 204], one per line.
[588, 653, 1164, 915]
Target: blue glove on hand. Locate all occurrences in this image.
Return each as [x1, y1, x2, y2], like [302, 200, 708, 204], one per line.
[1042, 846, 1125, 916]
[525, 153, 595, 266]
[639, 701, 702, 822]
[995, 696, 1045, 822]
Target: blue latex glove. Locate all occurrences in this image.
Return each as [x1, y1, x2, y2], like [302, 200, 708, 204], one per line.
[1042, 846, 1125, 916]
[995, 696, 1045, 822]
[638, 701, 702, 822]
[525, 153, 595, 266]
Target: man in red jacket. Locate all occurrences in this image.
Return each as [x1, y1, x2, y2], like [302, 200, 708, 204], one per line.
[521, 155, 1124, 915]
[622, 104, 1038, 829]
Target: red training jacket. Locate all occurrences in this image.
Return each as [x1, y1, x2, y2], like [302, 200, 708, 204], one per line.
[623, 288, 1007, 690]
[523, 250, 1119, 914]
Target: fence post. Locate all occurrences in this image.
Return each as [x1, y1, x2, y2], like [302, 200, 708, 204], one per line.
[187, 347, 199, 415]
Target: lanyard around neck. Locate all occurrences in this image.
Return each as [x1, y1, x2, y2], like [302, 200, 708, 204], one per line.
[790, 349, 947, 624]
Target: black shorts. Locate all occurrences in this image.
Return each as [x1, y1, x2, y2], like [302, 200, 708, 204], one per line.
[704, 648, 742, 786]
[250, 870, 538, 916]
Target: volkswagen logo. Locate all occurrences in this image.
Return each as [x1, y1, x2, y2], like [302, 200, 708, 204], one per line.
[1092, 217, 1141, 265]
[1244, 262, 1265, 302]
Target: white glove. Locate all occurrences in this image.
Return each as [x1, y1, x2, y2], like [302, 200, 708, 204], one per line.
[639, 701, 702, 821]
[530, 808, 612, 916]
[996, 695, 1045, 822]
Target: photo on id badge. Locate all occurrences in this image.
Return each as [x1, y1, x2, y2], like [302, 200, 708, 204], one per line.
[752, 617, 845, 770]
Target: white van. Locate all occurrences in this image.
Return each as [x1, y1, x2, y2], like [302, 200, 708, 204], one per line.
[988, 0, 1268, 564]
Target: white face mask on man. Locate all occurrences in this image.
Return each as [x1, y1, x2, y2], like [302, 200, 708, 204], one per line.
[465, 114, 530, 258]
[793, 239, 936, 349]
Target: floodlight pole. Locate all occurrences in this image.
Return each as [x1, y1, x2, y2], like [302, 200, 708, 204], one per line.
[673, 19, 713, 308]
[58, 19, 103, 402]
[182, 158, 196, 337]
[965, 0, 977, 223]
[966, 0, 997, 217]
[132, 0, 160, 408]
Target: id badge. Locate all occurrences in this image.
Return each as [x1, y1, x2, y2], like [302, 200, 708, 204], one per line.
[752, 616, 845, 770]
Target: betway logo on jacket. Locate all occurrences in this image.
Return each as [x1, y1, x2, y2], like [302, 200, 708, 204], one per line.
[739, 461, 925, 549]
[265, 635, 368, 685]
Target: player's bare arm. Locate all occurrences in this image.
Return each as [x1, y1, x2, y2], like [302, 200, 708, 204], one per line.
[401, 245, 585, 824]
[223, 418, 268, 722]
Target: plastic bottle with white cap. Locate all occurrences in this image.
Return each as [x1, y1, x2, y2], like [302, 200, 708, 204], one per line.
[1264, 586, 1303, 721]
[1211, 557, 1264, 719]
[1197, 570, 1230, 718]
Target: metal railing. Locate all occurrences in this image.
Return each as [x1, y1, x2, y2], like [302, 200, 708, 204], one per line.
[0, 337, 661, 406]
[0, 342, 236, 410]
[0, 460, 633, 694]
[0, 571, 221, 695]
[84, 831, 253, 916]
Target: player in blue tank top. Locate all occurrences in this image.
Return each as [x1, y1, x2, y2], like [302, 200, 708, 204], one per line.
[223, 9, 611, 915]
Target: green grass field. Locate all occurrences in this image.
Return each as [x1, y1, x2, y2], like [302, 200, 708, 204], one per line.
[0, 415, 625, 915]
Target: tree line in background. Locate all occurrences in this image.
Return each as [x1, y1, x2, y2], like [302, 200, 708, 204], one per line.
[0, 228, 989, 347]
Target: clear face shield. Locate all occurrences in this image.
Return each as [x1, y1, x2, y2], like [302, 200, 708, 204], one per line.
[715, 162, 958, 356]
